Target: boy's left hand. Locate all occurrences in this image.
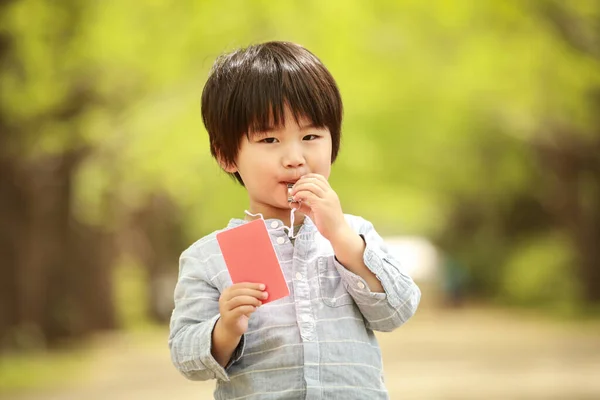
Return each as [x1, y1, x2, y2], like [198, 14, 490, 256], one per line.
[290, 173, 349, 241]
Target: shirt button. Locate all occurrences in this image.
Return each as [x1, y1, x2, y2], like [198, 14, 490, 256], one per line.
[357, 282, 366, 289]
[302, 315, 311, 323]
[270, 221, 279, 228]
[276, 237, 285, 245]
[295, 272, 302, 280]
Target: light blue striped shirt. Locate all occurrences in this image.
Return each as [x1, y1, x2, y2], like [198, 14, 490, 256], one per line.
[169, 214, 421, 399]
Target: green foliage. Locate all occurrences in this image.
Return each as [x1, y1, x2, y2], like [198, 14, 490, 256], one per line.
[113, 257, 150, 331]
[2, 0, 599, 304]
[500, 232, 581, 313]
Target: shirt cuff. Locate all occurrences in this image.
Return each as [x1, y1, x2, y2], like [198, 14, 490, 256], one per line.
[332, 256, 387, 303]
[198, 314, 246, 381]
[361, 234, 414, 308]
[334, 233, 415, 308]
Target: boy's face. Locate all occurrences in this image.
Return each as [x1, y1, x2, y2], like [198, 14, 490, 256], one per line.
[223, 106, 332, 222]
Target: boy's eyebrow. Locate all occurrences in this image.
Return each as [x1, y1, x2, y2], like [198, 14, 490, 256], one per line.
[299, 122, 319, 130]
[251, 122, 320, 134]
[248, 130, 270, 138]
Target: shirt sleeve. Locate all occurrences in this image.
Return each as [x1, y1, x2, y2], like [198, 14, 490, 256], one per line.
[332, 216, 421, 332]
[168, 249, 245, 381]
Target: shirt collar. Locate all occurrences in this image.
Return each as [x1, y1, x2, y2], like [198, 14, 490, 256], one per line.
[226, 216, 315, 233]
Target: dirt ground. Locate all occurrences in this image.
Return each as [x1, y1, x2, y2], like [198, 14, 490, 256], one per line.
[4, 302, 600, 400]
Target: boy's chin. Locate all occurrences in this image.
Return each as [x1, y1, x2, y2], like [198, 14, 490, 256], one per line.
[276, 201, 294, 212]
[257, 200, 293, 214]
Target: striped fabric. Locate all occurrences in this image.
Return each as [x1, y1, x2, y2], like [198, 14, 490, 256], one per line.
[169, 214, 421, 399]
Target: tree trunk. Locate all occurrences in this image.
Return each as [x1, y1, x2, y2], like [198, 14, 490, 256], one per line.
[0, 155, 24, 347]
[535, 136, 600, 304]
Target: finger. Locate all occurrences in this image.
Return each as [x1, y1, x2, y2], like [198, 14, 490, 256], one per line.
[226, 295, 265, 310]
[300, 173, 329, 185]
[225, 288, 268, 302]
[291, 181, 325, 198]
[229, 282, 266, 291]
[295, 175, 329, 192]
[230, 305, 258, 318]
[292, 190, 320, 208]
[222, 283, 266, 301]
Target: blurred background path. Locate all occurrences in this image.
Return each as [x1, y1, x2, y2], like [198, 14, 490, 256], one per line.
[4, 303, 600, 400]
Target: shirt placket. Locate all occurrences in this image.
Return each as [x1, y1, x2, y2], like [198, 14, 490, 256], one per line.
[292, 233, 321, 399]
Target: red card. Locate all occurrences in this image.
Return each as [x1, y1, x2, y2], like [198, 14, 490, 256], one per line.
[216, 219, 289, 304]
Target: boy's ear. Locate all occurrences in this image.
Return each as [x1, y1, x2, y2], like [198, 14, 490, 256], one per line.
[217, 154, 237, 173]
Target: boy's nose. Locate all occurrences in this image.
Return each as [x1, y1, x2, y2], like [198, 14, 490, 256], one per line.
[283, 146, 305, 169]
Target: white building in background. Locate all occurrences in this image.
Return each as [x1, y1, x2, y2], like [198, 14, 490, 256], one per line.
[383, 236, 440, 283]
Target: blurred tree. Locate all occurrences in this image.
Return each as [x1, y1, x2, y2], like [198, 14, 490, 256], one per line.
[532, 0, 600, 302]
[424, 0, 600, 305]
[0, 0, 118, 349]
[126, 193, 185, 323]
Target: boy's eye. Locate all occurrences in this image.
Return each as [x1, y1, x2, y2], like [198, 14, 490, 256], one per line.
[259, 137, 278, 143]
[303, 134, 319, 141]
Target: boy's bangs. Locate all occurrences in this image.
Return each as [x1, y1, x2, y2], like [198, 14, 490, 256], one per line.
[241, 62, 334, 134]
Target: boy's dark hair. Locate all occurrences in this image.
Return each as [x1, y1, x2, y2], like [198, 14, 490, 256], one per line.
[201, 41, 343, 185]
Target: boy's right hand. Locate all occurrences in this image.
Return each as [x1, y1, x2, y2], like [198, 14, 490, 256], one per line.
[218, 283, 268, 338]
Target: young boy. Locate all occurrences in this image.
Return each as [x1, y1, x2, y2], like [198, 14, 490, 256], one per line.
[169, 41, 421, 399]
